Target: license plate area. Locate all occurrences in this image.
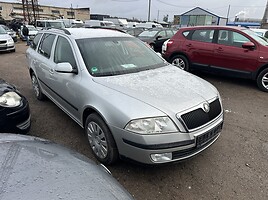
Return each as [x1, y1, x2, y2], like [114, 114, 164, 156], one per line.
[196, 123, 223, 148]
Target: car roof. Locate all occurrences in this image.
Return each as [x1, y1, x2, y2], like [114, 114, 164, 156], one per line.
[40, 28, 133, 40]
[179, 25, 247, 31]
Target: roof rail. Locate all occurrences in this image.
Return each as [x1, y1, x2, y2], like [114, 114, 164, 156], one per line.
[85, 26, 126, 33]
[45, 27, 71, 35]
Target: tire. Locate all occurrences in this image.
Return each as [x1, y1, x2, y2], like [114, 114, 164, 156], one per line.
[170, 55, 189, 71]
[85, 113, 119, 165]
[257, 68, 268, 92]
[31, 73, 45, 100]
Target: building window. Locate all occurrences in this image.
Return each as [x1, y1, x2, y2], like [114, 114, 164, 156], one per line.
[52, 10, 60, 14]
[0, 6, 2, 11]
[13, 7, 23, 10]
[37, 8, 43, 12]
[67, 11, 74, 16]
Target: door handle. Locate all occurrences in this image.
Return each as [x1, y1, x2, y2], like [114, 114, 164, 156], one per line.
[216, 47, 223, 52]
[186, 44, 192, 47]
[49, 69, 54, 74]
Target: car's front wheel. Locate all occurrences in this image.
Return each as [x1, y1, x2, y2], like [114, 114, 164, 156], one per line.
[257, 68, 268, 92]
[31, 73, 45, 100]
[85, 113, 119, 165]
[171, 55, 189, 71]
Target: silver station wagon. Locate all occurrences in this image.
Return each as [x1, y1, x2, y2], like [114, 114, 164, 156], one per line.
[26, 28, 224, 165]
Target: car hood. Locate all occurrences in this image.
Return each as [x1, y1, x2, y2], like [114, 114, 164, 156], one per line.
[0, 134, 133, 200]
[93, 65, 218, 114]
[0, 33, 12, 40]
[0, 79, 16, 96]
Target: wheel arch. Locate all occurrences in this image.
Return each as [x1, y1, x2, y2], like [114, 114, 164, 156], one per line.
[169, 51, 190, 64]
[254, 64, 268, 80]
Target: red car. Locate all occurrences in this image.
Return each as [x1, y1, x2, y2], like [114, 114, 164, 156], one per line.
[162, 26, 268, 92]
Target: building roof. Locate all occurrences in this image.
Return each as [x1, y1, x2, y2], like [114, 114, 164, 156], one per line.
[181, 6, 226, 19]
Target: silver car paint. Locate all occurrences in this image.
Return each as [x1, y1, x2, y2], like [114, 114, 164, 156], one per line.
[26, 28, 223, 164]
[0, 133, 133, 199]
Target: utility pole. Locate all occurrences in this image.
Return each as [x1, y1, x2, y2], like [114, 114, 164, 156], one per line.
[148, 0, 151, 22]
[261, 0, 268, 28]
[226, 5, 230, 24]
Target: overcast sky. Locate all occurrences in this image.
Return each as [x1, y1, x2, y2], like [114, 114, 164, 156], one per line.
[3, 0, 268, 21]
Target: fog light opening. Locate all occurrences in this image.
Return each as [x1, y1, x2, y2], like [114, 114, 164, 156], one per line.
[151, 153, 172, 162]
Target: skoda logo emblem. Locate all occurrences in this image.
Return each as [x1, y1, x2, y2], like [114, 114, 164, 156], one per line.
[203, 102, 210, 113]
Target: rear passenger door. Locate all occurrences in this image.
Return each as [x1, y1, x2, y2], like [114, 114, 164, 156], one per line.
[35, 33, 56, 97]
[185, 29, 215, 69]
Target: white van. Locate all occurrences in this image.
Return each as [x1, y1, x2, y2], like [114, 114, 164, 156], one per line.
[136, 22, 163, 29]
[84, 20, 115, 27]
[56, 19, 83, 28]
[36, 20, 65, 30]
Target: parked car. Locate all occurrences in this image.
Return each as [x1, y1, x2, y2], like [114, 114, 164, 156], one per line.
[162, 26, 268, 92]
[124, 27, 148, 37]
[0, 133, 134, 199]
[0, 26, 15, 52]
[0, 24, 17, 42]
[137, 28, 176, 52]
[26, 28, 224, 165]
[19, 25, 38, 41]
[251, 28, 268, 38]
[0, 79, 31, 134]
[35, 19, 65, 30]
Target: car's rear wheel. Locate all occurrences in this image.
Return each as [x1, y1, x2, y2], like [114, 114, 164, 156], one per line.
[85, 113, 119, 165]
[31, 73, 45, 100]
[257, 68, 268, 92]
[171, 55, 189, 71]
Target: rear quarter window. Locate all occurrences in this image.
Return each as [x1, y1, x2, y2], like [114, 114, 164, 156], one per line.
[182, 31, 190, 38]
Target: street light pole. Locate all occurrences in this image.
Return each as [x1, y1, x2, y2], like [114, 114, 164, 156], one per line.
[148, 0, 151, 22]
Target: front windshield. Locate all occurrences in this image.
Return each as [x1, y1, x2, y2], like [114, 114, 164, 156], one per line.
[243, 29, 268, 46]
[138, 30, 158, 37]
[76, 37, 166, 77]
[0, 26, 7, 34]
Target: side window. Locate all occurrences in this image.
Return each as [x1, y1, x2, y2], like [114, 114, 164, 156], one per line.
[54, 36, 77, 68]
[166, 30, 174, 37]
[37, 21, 45, 27]
[158, 30, 166, 38]
[182, 31, 190, 38]
[38, 34, 56, 58]
[31, 33, 42, 50]
[192, 29, 214, 43]
[218, 30, 229, 45]
[218, 30, 250, 48]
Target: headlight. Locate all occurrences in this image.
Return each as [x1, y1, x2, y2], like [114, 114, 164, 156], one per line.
[7, 38, 14, 44]
[125, 116, 178, 134]
[0, 92, 21, 107]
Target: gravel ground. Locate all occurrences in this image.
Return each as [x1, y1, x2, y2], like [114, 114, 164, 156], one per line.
[1, 41, 268, 200]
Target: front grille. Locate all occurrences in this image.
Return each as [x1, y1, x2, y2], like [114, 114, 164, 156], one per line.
[0, 40, 6, 44]
[180, 99, 221, 130]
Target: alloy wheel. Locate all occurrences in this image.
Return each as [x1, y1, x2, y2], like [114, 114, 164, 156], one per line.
[31, 75, 40, 97]
[86, 122, 108, 159]
[261, 72, 268, 89]
[172, 58, 186, 70]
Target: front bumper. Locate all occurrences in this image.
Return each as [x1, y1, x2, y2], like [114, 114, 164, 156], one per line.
[0, 44, 15, 52]
[110, 113, 223, 164]
[0, 96, 31, 134]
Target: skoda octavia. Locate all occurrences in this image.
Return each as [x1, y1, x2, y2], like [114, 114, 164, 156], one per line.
[26, 28, 224, 165]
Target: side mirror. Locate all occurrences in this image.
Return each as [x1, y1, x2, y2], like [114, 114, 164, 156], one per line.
[55, 62, 78, 74]
[242, 42, 255, 50]
[156, 35, 162, 40]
